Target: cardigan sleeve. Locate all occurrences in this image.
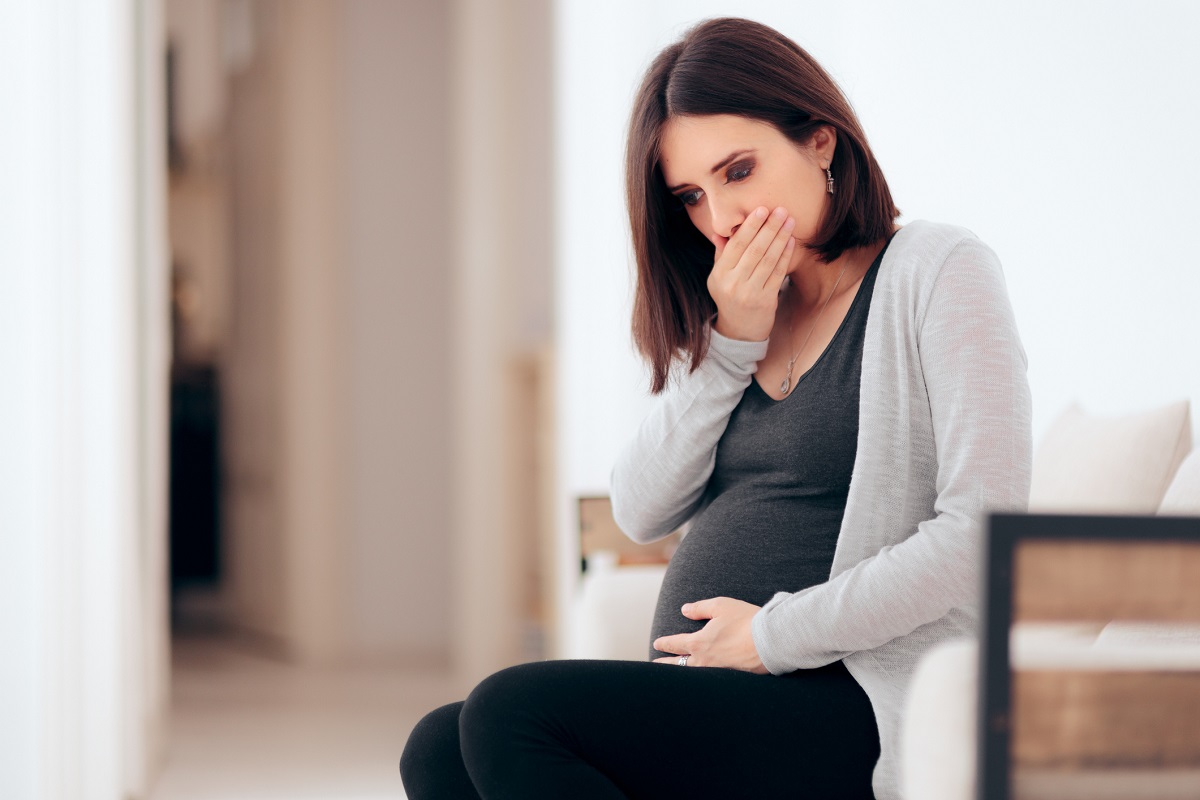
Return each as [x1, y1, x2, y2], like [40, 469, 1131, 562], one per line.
[610, 330, 768, 544]
[751, 236, 1032, 672]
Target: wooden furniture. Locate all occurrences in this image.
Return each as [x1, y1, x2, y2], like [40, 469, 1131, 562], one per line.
[577, 495, 681, 570]
[979, 514, 1200, 800]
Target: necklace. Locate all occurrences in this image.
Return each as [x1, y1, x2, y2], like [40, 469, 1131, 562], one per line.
[779, 264, 848, 395]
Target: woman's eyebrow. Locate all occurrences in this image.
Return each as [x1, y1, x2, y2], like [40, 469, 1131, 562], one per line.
[667, 149, 755, 192]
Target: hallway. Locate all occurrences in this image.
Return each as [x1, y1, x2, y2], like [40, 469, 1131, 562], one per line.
[150, 636, 457, 799]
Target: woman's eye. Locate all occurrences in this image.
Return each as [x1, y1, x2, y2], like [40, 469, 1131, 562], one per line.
[678, 189, 703, 207]
[726, 162, 753, 183]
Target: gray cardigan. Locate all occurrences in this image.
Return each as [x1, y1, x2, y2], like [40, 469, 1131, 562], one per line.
[610, 220, 1032, 800]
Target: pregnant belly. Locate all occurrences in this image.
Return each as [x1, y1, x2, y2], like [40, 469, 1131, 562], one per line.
[647, 498, 842, 660]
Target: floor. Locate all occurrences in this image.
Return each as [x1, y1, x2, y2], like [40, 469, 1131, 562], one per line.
[149, 635, 462, 800]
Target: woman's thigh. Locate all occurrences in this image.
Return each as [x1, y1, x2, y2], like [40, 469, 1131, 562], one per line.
[457, 658, 878, 800]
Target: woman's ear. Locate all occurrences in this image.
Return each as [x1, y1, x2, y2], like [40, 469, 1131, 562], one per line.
[810, 125, 837, 167]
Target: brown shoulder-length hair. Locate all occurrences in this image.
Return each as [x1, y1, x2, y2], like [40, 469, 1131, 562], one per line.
[626, 17, 899, 393]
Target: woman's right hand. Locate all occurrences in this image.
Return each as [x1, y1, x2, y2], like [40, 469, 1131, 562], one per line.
[707, 205, 795, 342]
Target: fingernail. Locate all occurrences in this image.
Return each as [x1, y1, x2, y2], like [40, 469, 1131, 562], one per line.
[772, 206, 787, 219]
[783, 217, 795, 231]
[681, 603, 692, 612]
[754, 207, 767, 219]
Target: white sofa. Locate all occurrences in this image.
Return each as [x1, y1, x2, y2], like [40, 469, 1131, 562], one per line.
[568, 400, 1199, 797]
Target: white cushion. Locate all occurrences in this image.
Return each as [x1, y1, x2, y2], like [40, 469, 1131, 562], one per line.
[566, 563, 665, 661]
[1012, 621, 1200, 669]
[900, 639, 978, 800]
[1030, 401, 1191, 513]
[1160, 448, 1200, 515]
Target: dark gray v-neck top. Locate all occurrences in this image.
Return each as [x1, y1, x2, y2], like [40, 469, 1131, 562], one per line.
[649, 252, 883, 659]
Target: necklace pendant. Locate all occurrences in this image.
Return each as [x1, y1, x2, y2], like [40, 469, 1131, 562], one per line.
[780, 376, 790, 394]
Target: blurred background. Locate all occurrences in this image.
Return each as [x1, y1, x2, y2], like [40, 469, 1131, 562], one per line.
[2, 1, 1198, 798]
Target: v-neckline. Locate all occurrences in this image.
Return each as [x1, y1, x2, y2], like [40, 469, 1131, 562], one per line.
[749, 240, 889, 404]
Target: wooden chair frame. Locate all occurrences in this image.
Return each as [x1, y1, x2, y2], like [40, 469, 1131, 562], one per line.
[978, 513, 1200, 800]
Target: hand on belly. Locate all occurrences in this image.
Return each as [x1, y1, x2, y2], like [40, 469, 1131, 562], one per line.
[652, 596, 769, 674]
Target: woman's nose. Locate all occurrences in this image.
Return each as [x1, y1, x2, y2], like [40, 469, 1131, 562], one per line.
[708, 197, 745, 240]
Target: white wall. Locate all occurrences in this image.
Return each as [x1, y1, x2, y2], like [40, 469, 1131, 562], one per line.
[274, 0, 349, 663]
[340, 0, 454, 663]
[223, 0, 291, 648]
[134, 0, 173, 789]
[221, 0, 460, 666]
[834, 2, 1200, 433]
[553, 1, 1200, 651]
[451, 0, 556, 685]
[0, 1, 166, 797]
[202, 0, 554, 675]
[221, 0, 349, 661]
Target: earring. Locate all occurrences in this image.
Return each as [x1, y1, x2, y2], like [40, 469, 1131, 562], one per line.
[826, 167, 835, 195]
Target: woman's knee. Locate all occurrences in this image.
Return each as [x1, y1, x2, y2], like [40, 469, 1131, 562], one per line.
[456, 662, 570, 792]
[400, 701, 475, 798]
[460, 661, 585, 736]
[458, 662, 578, 775]
[462, 663, 542, 727]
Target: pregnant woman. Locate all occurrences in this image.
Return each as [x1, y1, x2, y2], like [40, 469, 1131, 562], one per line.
[401, 17, 1031, 799]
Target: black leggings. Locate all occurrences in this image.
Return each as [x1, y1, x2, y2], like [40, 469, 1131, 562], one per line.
[399, 658, 879, 799]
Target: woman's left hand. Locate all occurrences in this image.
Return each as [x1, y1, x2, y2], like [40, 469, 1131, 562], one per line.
[652, 597, 769, 674]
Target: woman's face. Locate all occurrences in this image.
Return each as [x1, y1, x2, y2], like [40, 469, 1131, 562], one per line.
[658, 114, 835, 272]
